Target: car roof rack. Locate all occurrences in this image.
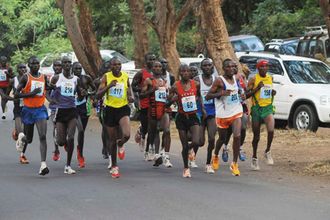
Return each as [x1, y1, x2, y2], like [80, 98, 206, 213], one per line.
[304, 25, 327, 36]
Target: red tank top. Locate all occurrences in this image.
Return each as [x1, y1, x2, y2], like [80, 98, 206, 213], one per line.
[22, 73, 46, 108]
[177, 80, 197, 114]
[149, 78, 167, 120]
[139, 68, 152, 109]
[0, 68, 10, 88]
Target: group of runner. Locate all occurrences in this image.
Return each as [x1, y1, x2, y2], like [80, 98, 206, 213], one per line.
[0, 53, 276, 178]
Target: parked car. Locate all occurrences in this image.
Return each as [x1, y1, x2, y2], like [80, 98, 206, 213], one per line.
[237, 51, 330, 132]
[296, 25, 330, 62]
[179, 56, 218, 76]
[264, 38, 299, 55]
[40, 49, 135, 79]
[230, 35, 264, 52]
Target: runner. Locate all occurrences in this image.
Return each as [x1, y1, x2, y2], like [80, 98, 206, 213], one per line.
[50, 56, 81, 175]
[194, 59, 217, 174]
[15, 56, 49, 176]
[221, 62, 250, 163]
[140, 61, 172, 167]
[206, 59, 244, 176]
[72, 62, 96, 168]
[247, 59, 276, 170]
[132, 53, 156, 158]
[10, 64, 28, 163]
[47, 60, 62, 161]
[0, 56, 13, 119]
[96, 57, 134, 178]
[168, 64, 202, 178]
[189, 66, 199, 79]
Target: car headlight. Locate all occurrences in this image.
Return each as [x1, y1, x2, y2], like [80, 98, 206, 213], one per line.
[320, 95, 330, 105]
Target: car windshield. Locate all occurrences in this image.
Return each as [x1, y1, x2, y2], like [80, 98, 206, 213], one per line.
[283, 60, 330, 84]
[232, 37, 264, 52]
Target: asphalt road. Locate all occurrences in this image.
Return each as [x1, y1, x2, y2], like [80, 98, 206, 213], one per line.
[0, 101, 329, 220]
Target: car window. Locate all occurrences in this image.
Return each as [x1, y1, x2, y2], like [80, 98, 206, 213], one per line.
[325, 39, 330, 58]
[239, 56, 284, 76]
[296, 40, 309, 56]
[284, 60, 330, 84]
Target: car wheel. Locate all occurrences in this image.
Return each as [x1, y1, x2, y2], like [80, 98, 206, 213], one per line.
[293, 104, 318, 132]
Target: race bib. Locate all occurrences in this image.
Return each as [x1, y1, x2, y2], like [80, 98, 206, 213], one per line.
[260, 85, 272, 99]
[0, 70, 7, 81]
[202, 90, 213, 105]
[226, 92, 239, 105]
[60, 81, 75, 97]
[109, 83, 124, 98]
[182, 95, 197, 112]
[155, 87, 167, 103]
[30, 80, 44, 96]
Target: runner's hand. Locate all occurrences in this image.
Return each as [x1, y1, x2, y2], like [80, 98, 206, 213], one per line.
[109, 80, 118, 88]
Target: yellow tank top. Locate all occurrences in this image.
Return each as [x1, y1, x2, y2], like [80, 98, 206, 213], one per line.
[252, 73, 273, 107]
[104, 71, 129, 108]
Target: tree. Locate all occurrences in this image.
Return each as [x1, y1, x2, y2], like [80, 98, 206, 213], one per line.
[320, 0, 330, 39]
[148, 0, 194, 77]
[56, 0, 101, 79]
[128, 0, 149, 68]
[198, 0, 241, 74]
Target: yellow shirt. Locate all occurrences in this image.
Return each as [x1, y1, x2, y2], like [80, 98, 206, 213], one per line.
[252, 73, 273, 107]
[104, 71, 129, 108]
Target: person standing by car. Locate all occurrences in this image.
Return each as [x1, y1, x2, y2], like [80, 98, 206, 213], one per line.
[247, 59, 276, 170]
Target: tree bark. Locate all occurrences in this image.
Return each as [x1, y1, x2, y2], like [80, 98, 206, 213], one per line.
[128, 0, 149, 69]
[319, 0, 330, 40]
[199, 0, 241, 75]
[56, 0, 102, 79]
[149, 0, 194, 78]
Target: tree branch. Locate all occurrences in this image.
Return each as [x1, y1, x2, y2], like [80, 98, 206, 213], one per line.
[173, 0, 194, 30]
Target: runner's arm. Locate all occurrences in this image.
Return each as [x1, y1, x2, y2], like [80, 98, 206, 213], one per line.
[131, 71, 143, 93]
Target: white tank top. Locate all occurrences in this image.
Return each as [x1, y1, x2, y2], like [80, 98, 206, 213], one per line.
[166, 71, 171, 89]
[14, 76, 19, 89]
[199, 74, 214, 105]
[55, 73, 78, 97]
[215, 75, 243, 118]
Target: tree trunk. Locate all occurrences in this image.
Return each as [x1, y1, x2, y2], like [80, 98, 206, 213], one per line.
[319, 0, 330, 40]
[128, 0, 149, 69]
[199, 0, 242, 75]
[149, 0, 193, 78]
[56, 0, 102, 79]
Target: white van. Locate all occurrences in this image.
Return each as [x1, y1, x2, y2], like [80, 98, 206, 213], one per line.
[230, 35, 264, 52]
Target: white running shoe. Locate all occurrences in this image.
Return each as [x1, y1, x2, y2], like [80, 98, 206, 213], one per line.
[64, 166, 76, 174]
[190, 159, 198, 168]
[251, 158, 260, 171]
[144, 151, 149, 161]
[39, 162, 49, 176]
[205, 164, 215, 174]
[163, 155, 173, 168]
[16, 132, 25, 152]
[264, 151, 274, 165]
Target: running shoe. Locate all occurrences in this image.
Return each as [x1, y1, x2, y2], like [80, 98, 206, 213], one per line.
[77, 149, 85, 168]
[16, 132, 25, 152]
[239, 150, 246, 161]
[2, 113, 6, 120]
[39, 162, 49, 176]
[19, 155, 29, 164]
[230, 162, 240, 176]
[222, 149, 229, 162]
[264, 150, 274, 165]
[110, 166, 120, 178]
[205, 164, 215, 174]
[12, 129, 18, 141]
[64, 166, 76, 174]
[153, 154, 163, 167]
[211, 155, 220, 170]
[183, 168, 191, 178]
[163, 155, 173, 168]
[251, 158, 260, 171]
[189, 159, 198, 168]
[52, 151, 60, 161]
[118, 146, 125, 160]
[144, 151, 149, 161]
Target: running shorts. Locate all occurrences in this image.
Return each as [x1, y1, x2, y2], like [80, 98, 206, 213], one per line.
[21, 105, 48, 125]
[175, 113, 200, 131]
[103, 105, 130, 127]
[216, 112, 243, 129]
[251, 104, 274, 122]
[55, 107, 78, 123]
